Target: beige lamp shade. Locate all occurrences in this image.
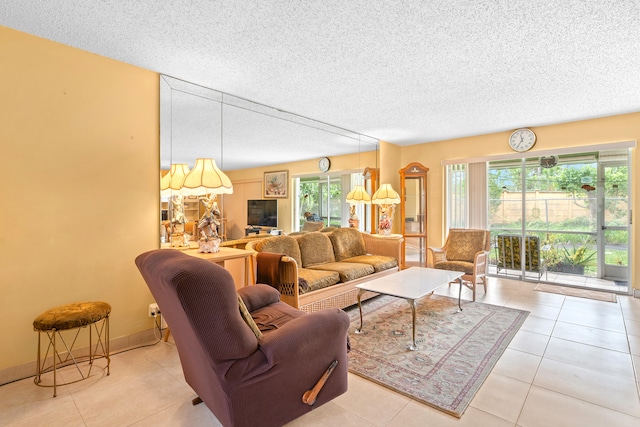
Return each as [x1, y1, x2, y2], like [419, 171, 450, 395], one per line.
[160, 163, 190, 197]
[182, 158, 234, 196]
[371, 183, 401, 205]
[345, 185, 371, 204]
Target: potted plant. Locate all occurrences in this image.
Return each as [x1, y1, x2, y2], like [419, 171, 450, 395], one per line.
[558, 240, 597, 274]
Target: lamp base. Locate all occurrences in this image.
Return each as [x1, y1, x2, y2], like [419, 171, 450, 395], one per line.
[378, 227, 392, 236]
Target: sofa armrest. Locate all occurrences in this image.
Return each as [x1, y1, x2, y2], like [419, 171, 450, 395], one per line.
[362, 234, 403, 262]
[238, 284, 281, 312]
[276, 256, 301, 308]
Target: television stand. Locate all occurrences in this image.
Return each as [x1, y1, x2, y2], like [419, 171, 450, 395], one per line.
[245, 226, 263, 236]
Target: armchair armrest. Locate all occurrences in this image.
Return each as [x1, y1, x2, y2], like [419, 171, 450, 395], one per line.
[259, 308, 350, 364]
[238, 284, 280, 312]
[472, 250, 490, 276]
[427, 247, 447, 264]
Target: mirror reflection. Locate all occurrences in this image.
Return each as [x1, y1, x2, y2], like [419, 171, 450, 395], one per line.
[160, 75, 378, 245]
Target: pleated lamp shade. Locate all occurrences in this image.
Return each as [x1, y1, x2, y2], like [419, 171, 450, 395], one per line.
[345, 185, 371, 204]
[371, 183, 401, 205]
[160, 164, 190, 197]
[182, 158, 234, 196]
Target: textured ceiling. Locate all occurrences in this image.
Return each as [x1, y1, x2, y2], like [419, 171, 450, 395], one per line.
[2, 1, 639, 168]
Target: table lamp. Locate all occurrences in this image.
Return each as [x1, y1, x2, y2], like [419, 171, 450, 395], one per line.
[371, 183, 401, 235]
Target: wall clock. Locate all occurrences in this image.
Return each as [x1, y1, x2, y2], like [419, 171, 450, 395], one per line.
[509, 128, 536, 152]
[540, 155, 558, 168]
[318, 157, 331, 172]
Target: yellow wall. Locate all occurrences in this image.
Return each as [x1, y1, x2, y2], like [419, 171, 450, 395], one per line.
[401, 113, 639, 289]
[0, 27, 159, 371]
[1, 25, 637, 377]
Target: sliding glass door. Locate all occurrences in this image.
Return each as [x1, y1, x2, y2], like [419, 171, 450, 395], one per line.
[295, 175, 344, 230]
[487, 150, 630, 291]
[599, 161, 629, 282]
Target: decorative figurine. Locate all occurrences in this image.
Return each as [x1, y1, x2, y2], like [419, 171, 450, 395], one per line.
[197, 194, 222, 253]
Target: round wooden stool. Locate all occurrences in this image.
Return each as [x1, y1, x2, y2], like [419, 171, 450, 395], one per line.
[33, 301, 111, 397]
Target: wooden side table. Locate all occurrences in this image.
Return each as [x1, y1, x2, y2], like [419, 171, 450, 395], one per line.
[184, 247, 254, 288]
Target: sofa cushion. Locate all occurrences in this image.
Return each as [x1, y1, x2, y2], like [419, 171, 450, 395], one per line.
[435, 260, 474, 274]
[254, 235, 302, 268]
[296, 232, 336, 267]
[320, 226, 337, 232]
[308, 262, 374, 283]
[301, 221, 324, 232]
[298, 268, 340, 293]
[446, 230, 487, 262]
[343, 255, 398, 272]
[328, 228, 367, 261]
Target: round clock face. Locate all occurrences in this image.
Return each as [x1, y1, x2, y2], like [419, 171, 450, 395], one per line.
[318, 157, 331, 172]
[540, 155, 558, 169]
[509, 129, 536, 152]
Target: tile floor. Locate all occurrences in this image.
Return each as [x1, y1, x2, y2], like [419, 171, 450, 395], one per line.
[1, 277, 639, 426]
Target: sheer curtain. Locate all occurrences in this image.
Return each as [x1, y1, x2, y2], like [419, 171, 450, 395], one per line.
[468, 162, 487, 229]
[446, 162, 487, 230]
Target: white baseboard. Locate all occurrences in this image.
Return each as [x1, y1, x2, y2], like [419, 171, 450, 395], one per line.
[0, 328, 159, 386]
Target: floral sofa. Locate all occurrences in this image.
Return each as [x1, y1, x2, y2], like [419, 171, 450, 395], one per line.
[246, 228, 403, 312]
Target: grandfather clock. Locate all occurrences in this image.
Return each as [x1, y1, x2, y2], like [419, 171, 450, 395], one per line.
[400, 162, 429, 267]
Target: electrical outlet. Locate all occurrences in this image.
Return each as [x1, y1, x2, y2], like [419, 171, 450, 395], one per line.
[148, 303, 160, 317]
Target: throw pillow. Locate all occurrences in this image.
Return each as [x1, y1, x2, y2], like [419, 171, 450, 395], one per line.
[237, 295, 263, 339]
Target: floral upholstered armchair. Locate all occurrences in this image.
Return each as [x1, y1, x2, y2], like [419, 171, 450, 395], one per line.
[427, 228, 491, 301]
[495, 234, 548, 279]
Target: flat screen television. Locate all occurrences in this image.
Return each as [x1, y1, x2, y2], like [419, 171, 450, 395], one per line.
[247, 199, 278, 227]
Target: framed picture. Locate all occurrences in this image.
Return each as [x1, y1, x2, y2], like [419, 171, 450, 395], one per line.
[264, 170, 288, 198]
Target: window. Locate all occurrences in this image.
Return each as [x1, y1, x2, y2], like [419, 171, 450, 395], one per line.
[446, 147, 631, 290]
[295, 175, 344, 229]
[446, 163, 467, 229]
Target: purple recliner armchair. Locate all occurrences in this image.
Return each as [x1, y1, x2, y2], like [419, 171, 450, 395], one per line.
[135, 249, 350, 427]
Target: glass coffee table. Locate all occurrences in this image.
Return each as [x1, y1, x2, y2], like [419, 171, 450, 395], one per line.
[355, 267, 465, 350]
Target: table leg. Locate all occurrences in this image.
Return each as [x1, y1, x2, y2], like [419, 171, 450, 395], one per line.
[355, 289, 364, 334]
[245, 256, 252, 286]
[408, 298, 418, 350]
[457, 278, 463, 312]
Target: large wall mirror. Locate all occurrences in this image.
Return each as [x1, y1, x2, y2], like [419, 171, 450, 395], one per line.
[160, 75, 378, 244]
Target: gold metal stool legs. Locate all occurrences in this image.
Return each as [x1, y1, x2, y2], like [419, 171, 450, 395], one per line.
[34, 315, 110, 397]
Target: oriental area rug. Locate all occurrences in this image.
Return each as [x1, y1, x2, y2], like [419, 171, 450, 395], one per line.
[345, 295, 528, 418]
